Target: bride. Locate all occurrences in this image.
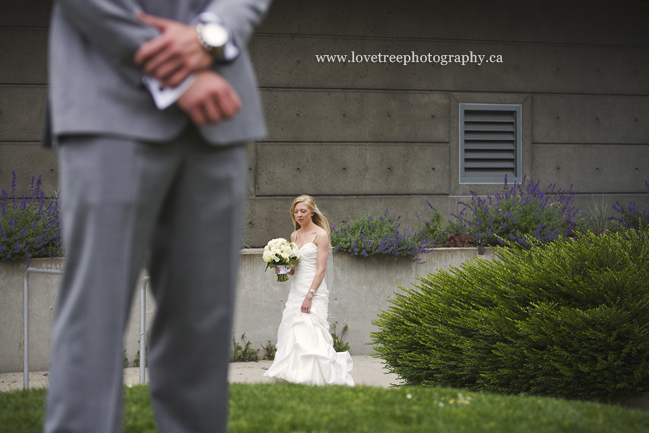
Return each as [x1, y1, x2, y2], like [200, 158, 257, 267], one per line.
[263, 195, 354, 386]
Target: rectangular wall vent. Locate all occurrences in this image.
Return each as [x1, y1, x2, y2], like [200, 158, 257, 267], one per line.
[459, 104, 522, 183]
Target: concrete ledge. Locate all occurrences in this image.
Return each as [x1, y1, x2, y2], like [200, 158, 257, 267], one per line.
[0, 248, 494, 373]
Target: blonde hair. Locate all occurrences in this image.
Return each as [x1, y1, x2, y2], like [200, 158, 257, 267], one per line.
[290, 195, 331, 238]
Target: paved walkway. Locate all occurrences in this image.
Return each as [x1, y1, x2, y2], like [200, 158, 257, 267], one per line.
[0, 355, 402, 393]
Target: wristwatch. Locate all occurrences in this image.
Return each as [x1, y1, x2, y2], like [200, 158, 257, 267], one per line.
[309, 289, 317, 295]
[196, 22, 229, 59]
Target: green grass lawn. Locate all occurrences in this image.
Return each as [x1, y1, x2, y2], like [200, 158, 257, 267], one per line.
[1, 383, 648, 433]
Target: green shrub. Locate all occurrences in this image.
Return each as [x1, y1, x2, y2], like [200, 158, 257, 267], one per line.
[371, 230, 649, 401]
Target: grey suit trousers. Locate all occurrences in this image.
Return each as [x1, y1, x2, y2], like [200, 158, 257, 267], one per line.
[45, 126, 246, 433]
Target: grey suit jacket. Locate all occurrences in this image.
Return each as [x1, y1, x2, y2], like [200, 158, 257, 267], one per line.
[47, 0, 271, 146]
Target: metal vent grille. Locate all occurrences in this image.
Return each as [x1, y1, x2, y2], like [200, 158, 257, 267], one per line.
[460, 104, 522, 183]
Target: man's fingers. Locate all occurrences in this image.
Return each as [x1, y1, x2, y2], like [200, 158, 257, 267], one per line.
[137, 12, 173, 30]
[133, 15, 180, 67]
[213, 87, 241, 120]
[177, 71, 242, 126]
[151, 61, 183, 85]
[164, 67, 193, 88]
[135, 16, 211, 80]
[144, 52, 202, 85]
[134, 36, 169, 67]
[142, 53, 173, 76]
[187, 98, 220, 126]
[221, 90, 242, 118]
[189, 105, 208, 126]
[203, 97, 223, 125]
[206, 82, 241, 120]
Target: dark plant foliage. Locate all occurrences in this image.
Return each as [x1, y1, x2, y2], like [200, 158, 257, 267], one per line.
[442, 232, 474, 247]
[449, 176, 581, 247]
[132, 331, 150, 368]
[414, 202, 451, 246]
[0, 172, 62, 260]
[231, 333, 260, 362]
[372, 230, 649, 402]
[611, 180, 649, 230]
[330, 211, 432, 260]
[331, 322, 350, 353]
[261, 340, 276, 361]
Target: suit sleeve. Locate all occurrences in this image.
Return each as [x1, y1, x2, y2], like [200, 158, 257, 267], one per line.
[203, 0, 273, 47]
[56, 0, 158, 83]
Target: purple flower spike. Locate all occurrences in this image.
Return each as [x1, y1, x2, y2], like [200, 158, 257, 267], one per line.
[0, 173, 62, 260]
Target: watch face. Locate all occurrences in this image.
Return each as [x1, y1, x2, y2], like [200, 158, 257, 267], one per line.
[203, 24, 228, 47]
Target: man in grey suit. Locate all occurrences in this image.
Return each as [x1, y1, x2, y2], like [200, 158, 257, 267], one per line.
[44, 1, 272, 432]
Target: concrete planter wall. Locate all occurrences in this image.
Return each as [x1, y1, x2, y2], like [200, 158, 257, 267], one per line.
[0, 248, 494, 373]
[0, 258, 153, 374]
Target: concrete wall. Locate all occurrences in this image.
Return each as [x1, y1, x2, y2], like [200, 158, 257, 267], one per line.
[1, 0, 648, 245]
[0, 258, 154, 373]
[0, 0, 56, 195]
[244, 0, 649, 246]
[0, 247, 494, 373]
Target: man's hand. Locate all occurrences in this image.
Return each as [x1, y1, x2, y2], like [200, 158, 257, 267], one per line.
[134, 13, 212, 88]
[177, 71, 241, 126]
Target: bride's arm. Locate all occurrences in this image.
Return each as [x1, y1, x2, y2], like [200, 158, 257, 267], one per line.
[301, 231, 328, 314]
[310, 233, 329, 292]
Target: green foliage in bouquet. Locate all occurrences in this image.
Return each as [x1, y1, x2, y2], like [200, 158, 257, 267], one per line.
[371, 229, 649, 401]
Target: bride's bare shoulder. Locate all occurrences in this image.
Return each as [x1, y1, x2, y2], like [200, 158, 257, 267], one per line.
[313, 229, 329, 246]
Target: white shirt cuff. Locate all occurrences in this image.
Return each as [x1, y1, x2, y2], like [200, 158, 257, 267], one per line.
[142, 75, 196, 110]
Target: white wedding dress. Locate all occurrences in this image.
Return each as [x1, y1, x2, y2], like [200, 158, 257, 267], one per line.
[263, 231, 354, 386]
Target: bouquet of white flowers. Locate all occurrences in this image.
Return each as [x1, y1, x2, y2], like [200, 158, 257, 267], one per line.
[263, 238, 300, 282]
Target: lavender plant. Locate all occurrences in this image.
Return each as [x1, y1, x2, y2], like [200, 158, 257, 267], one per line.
[451, 176, 582, 247]
[611, 180, 649, 230]
[330, 210, 432, 259]
[414, 202, 449, 247]
[0, 171, 62, 260]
